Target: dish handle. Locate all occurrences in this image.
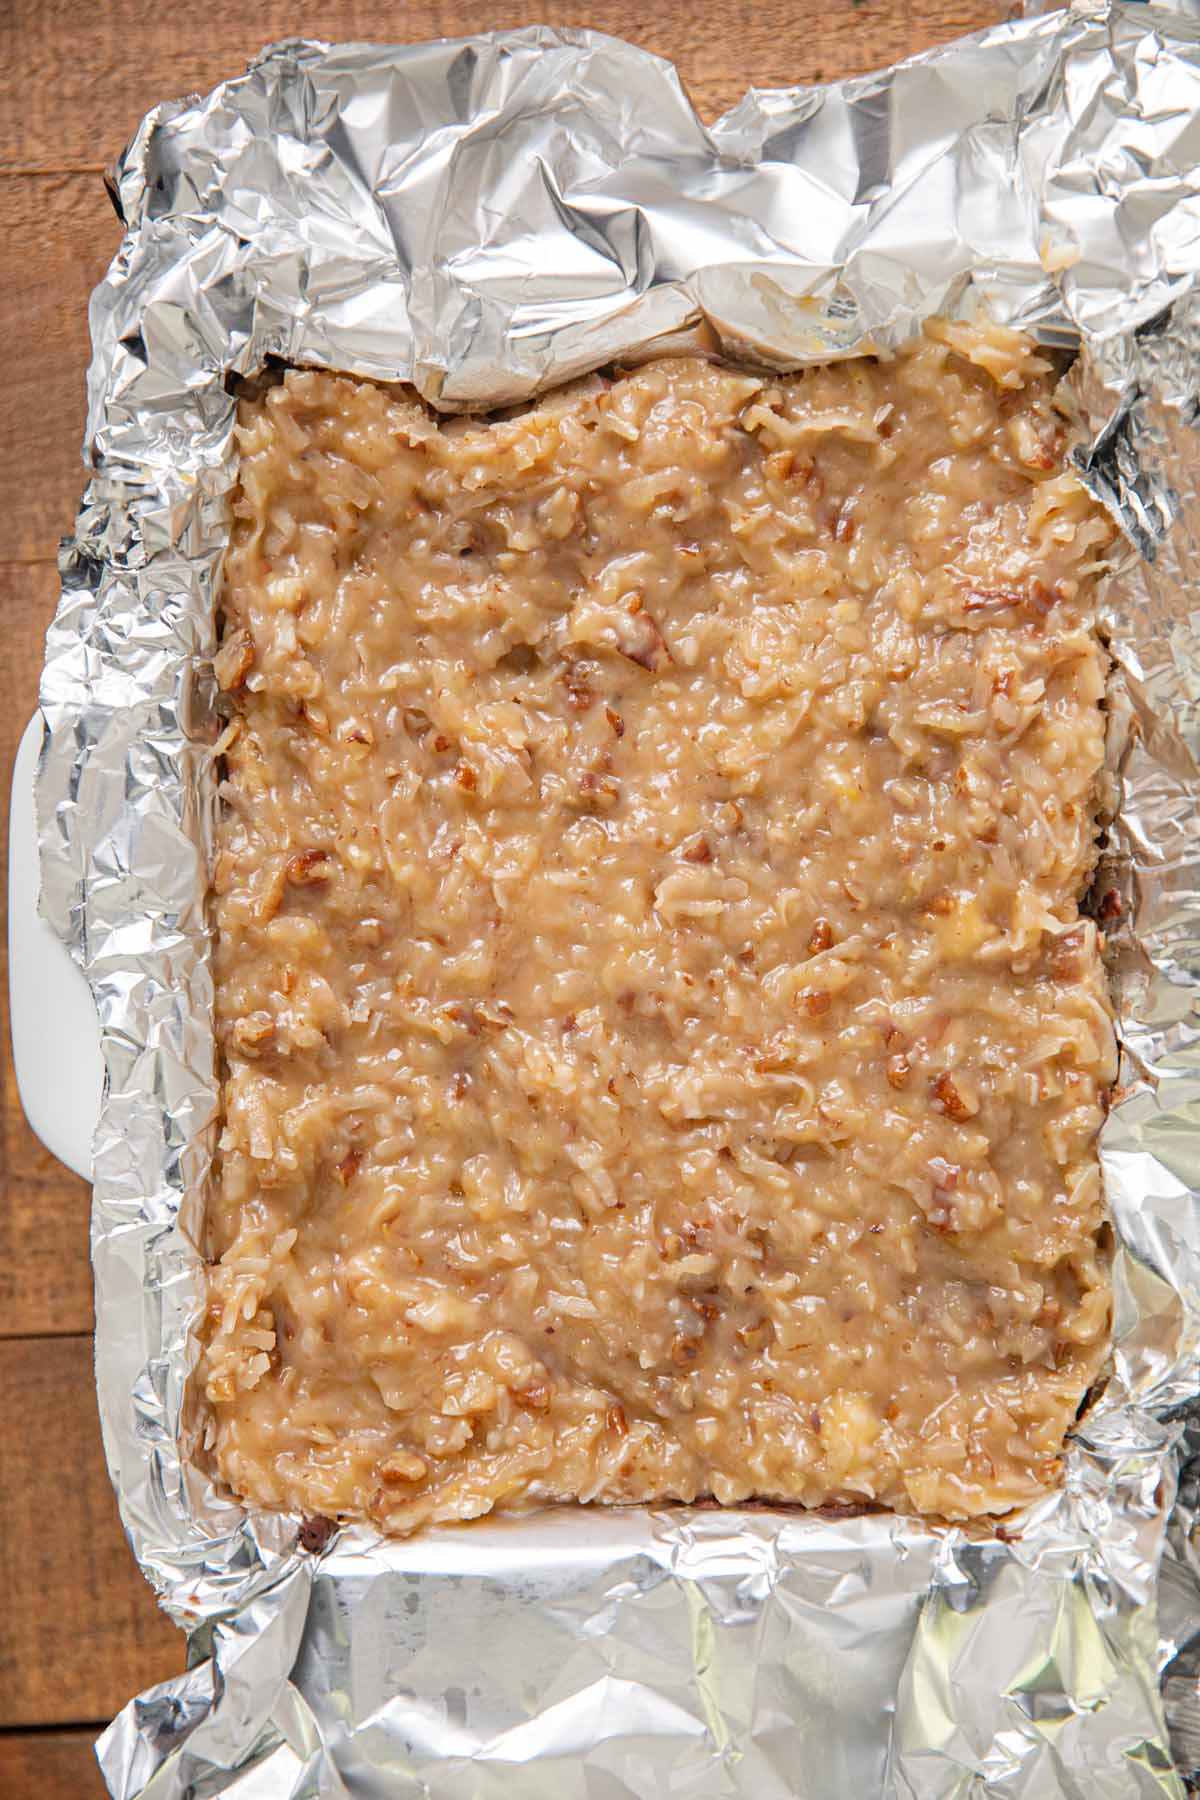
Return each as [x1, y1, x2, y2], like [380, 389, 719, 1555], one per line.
[8, 713, 102, 1181]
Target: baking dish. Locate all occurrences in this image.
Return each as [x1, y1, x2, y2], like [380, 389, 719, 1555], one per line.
[9, 712, 100, 1180]
[24, 12, 1200, 1796]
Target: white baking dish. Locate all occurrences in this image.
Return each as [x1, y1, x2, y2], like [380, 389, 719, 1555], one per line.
[8, 712, 102, 1180]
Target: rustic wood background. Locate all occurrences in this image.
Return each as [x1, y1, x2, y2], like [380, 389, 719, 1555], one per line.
[0, 1, 1012, 1792]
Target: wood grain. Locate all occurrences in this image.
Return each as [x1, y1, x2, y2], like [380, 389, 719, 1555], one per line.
[0, 178, 113, 564]
[0, 1336, 181, 1727]
[0, 1729, 108, 1800]
[0, 0, 1017, 1785]
[0, 0, 1013, 172]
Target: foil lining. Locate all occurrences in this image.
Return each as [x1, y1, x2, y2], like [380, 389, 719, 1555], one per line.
[33, 4, 1200, 1793]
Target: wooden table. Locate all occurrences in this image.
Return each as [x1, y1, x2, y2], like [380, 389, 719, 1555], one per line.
[0, 1, 1011, 1792]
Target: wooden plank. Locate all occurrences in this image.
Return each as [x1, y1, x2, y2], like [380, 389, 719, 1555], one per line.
[0, 1334, 183, 1726]
[0, 177, 114, 565]
[0, 0, 1012, 172]
[0, 562, 94, 1339]
[0, 1729, 108, 1800]
[0, 938, 94, 1338]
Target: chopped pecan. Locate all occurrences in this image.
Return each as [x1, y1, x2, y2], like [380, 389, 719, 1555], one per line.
[564, 676, 594, 711]
[926, 1156, 962, 1232]
[963, 586, 1024, 613]
[606, 1404, 629, 1436]
[808, 918, 834, 954]
[1048, 927, 1085, 979]
[925, 1195, 959, 1234]
[214, 627, 255, 692]
[517, 1380, 553, 1413]
[1027, 577, 1061, 617]
[1012, 416, 1065, 471]
[604, 704, 625, 738]
[964, 579, 1062, 620]
[930, 1071, 977, 1121]
[334, 1148, 363, 1186]
[445, 1000, 512, 1034]
[799, 990, 832, 1018]
[615, 605, 672, 672]
[886, 1055, 910, 1090]
[286, 848, 333, 886]
[681, 834, 712, 863]
[454, 760, 478, 792]
[578, 771, 620, 810]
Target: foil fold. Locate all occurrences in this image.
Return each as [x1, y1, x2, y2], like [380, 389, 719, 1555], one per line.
[33, 4, 1200, 1793]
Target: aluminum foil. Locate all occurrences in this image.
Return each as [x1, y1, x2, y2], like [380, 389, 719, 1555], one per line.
[34, 3, 1200, 1793]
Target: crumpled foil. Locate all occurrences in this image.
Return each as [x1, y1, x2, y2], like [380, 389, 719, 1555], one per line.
[33, 3, 1200, 1794]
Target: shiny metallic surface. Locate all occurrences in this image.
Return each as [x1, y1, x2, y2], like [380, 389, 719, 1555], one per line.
[33, 6, 1200, 1793]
